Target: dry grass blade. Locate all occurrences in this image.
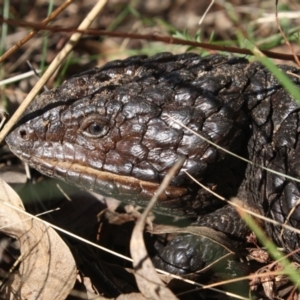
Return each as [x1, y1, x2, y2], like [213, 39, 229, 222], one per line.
[198, 0, 214, 25]
[0, 0, 108, 144]
[0, 178, 76, 299]
[167, 114, 300, 184]
[130, 158, 185, 300]
[0, 70, 41, 87]
[280, 197, 300, 238]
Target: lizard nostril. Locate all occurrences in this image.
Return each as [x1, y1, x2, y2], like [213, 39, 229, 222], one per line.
[19, 129, 28, 140]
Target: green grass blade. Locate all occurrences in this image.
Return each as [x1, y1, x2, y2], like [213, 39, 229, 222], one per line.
[239, 209, 300, 289]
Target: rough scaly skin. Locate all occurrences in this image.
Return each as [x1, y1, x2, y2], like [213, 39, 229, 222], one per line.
[6, 52, 300, 273]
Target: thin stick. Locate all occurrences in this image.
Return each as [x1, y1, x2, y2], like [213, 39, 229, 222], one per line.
[1, 17, 300, 62]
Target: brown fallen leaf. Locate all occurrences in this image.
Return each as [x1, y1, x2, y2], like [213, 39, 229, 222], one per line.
[0, 178, 77, 300]
[130, 209, 178, 300]
[116, 292, 148, 300]
[129, 159, 185, 300]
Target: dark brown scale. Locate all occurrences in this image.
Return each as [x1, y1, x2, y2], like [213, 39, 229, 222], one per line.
[6, 53, 300, 274]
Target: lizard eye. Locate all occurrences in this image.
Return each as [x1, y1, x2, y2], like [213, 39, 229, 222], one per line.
[79, 115, 109, 138]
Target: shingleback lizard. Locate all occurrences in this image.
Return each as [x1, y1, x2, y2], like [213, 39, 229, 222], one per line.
[5, 52, 300, 274]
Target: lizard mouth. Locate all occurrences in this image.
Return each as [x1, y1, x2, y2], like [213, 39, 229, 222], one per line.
[38, 157, 187, 200]
[9, 146, 188, 211]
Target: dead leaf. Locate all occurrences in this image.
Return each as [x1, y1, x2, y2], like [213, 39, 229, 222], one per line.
[0, 178, 77, 299]
[130, 217, 178, 300]
[116, 292, 148, 300]
[129, 160, 185, 300]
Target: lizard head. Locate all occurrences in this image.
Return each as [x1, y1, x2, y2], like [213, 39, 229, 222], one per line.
[6, 53, 248, 215]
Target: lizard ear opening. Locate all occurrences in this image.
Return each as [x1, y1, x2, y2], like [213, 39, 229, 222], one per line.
[79, 115, 109, 138]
